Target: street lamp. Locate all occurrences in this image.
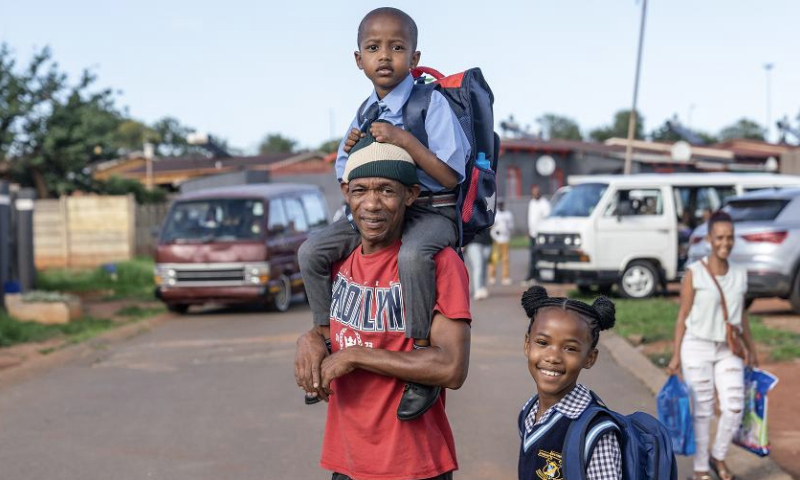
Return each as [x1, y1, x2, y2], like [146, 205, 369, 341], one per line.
[763, 63, 774, 142]
[624, 0, 648, 175]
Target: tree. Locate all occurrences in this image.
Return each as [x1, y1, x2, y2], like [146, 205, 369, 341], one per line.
[318, 138, 341, 154]
[259, 133, 297, 154]
[718, 118, 765, 141]
[649, 120, 682, 143]
[152, 116, 191, 156]
[589, 109, 645, 142]
[114, 119, 160, 154]
[1, 44, 127, 197]
[536, 113, 582, 141]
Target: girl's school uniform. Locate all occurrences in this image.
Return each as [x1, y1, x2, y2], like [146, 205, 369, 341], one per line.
[518, 384, 622, 480]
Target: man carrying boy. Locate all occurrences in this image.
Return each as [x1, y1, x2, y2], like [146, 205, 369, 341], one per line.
[295, 132, 472, 480]
[298, 7, 471, 419]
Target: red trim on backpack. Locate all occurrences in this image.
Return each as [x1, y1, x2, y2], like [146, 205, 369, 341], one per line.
[411, 66, 445, 80]
[438, 72, 465, 89]
[461, 166, 480, 222]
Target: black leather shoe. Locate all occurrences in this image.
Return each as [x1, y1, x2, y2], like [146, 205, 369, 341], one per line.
[396, 382, 441, 421]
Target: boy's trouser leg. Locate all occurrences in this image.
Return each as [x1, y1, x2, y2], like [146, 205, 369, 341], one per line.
[298, 218, 361, 326]
[398, 204, 458, 339]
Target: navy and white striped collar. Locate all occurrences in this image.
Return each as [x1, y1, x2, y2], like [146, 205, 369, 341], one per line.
[524, 384, 592, 434]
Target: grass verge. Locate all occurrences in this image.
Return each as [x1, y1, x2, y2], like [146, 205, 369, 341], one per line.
[0, 310, 114, 348]
[36, 257, 156, 301]
[0, 304, 165, 350]
[568, 291, 800, 363]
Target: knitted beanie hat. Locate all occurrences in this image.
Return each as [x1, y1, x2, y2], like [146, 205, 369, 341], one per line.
[342, 120, 419, 186]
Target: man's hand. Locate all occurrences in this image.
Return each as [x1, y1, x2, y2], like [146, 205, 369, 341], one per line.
[370, 122, 413, 148]
[294, 329, 329, 400]
[320, 348, 358, 394]
[342, 128, 364, 154]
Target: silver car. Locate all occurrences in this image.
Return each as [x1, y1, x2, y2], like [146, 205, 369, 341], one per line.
[687, 188, 800, 312]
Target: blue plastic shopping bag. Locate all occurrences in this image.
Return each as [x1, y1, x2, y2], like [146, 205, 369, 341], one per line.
[734, 367, 779, 457]
[657, 375, 696, 456]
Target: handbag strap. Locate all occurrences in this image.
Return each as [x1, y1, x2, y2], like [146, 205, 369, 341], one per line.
[700, 259, 729, 322]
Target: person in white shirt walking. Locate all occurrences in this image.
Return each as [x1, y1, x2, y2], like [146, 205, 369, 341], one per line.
[523, 185, 551, 287]
[489, 199, 514, 286]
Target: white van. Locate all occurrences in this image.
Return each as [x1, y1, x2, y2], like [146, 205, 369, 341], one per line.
[533, 173, 800, 298]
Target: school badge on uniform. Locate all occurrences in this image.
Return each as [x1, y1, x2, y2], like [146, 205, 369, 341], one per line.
[536, 450, 563, 480]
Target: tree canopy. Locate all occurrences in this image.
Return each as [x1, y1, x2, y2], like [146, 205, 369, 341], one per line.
[259, 133, 297, 154]
[536, 113, 582, 141]
[719, 118, 766, 141]
[589, 109, 645, 142]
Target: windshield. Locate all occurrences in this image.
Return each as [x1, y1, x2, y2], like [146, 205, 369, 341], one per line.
[723, 199, 789, 222]
[161, 198, 266, 243]
[550, 183, 607, 217]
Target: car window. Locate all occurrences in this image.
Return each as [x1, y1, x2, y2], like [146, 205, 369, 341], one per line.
[604, 188, 663, 216]
[723, 199, 790, 222]
[301, 193, 328, 228]
[550, 183, 606, 217]
[268, 198, 288, 233]
[161, 199, 265, 242]
[284, 197, 309, 232]
[674, 186, 734, 229]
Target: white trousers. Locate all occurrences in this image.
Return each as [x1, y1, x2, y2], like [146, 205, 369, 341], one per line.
[681, 332, 745, 472]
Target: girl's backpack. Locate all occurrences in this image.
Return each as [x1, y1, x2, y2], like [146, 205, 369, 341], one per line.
[403, 67, 498, 246]
[562, 392, 678, 480]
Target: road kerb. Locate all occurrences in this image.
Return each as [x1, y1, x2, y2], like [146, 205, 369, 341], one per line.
[600, 331, 792, 480]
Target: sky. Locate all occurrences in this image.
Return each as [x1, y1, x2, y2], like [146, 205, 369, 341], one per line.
[2, 0, 799, 154]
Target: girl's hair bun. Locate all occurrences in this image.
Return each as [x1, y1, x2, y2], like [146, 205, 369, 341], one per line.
[521, 286, 549, 318]
[591, 296, 616, 331]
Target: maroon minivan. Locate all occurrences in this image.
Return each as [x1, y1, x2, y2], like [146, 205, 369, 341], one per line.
[154, 183, 329, 313]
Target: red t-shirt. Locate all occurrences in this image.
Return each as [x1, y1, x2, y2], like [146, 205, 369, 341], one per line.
[320, 240, 471, 480]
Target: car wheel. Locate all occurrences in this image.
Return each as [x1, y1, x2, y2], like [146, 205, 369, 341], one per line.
[577, 284, 593, 295]
[618, 261, 659, 299]
[790, 271, 800, 314]
[269, 275, 292, 312]
[167, 303, 189, 314]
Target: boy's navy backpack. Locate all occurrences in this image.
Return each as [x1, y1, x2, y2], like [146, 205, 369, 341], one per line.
[563, 392, 678, 480]
[383, 66, 498, 246]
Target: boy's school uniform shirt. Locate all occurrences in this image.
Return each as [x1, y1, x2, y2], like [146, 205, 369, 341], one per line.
[520, 383, 622, 480]
[335, 74, 471, 193]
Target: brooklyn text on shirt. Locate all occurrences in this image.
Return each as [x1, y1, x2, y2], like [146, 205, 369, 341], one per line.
[329, 272, 405, 335]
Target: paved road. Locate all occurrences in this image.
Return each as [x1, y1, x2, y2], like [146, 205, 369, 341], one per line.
[0, 250, 691, 479]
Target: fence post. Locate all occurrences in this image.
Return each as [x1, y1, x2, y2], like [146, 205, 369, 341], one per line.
[0, 181, 10, 298]
[14, 188, 37, 291]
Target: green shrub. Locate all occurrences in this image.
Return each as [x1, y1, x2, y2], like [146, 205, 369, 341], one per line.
[36, 257, 156, 300]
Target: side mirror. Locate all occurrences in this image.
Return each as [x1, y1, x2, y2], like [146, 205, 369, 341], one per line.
[150, 226, 161, 239]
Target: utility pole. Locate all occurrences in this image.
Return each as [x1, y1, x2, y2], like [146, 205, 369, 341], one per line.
[624, 0, 648, 175]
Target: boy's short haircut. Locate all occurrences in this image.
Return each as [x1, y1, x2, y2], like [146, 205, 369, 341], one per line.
[357, 7, 418, 51]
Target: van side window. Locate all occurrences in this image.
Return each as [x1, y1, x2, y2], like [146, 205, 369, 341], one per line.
[301, 193, 328, 228]
[268, 199, 288, 233]
[605, 189, 663, 216]
[284, 197, 309, 232]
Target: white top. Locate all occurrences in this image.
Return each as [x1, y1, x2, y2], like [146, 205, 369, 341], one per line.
[685, 257, 748, 342]
[490, 210, 515, 244]
[527, 197, 551, 237]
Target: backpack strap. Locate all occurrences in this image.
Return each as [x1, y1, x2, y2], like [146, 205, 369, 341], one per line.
[402, 81, 436, 149]
[562, 401, 621, 480]
[355, 97, 370, 129]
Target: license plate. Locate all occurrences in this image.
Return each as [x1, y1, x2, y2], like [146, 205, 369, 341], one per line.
[539, 269, 555, 281]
